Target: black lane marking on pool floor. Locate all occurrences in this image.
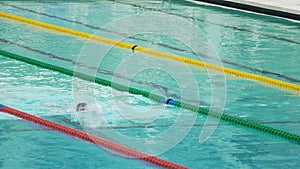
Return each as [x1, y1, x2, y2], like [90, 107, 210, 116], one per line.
[1, 3, 299, 84]
[2, 1, 298, 45]
[2, 0, 299, 46]
[1, 120, 300, 133]
[112, 0, 300, 45]
[0, 128, 51, 132]
[0, 38, 203, 105]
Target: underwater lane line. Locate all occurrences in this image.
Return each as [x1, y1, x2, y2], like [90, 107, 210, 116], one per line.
[1, 49, 300, 144]
[3, 120, 300, 133]
[1, 3, 299, 84]
[0, 11, 299, 93]
[112, 0, 300, 45]
[0, 38, 203, 104]
[2, 1, 298, 45]
[0, 129, 51, 132]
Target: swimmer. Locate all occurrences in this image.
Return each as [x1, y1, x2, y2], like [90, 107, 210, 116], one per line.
[44, 101, 105, 128]
[75, 102, 105, 128]
[76, 102, 87, 112]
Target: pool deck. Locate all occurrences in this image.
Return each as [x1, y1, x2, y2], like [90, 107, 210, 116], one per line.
[228, 0, 300, 15]
[193, 0, 300, 21]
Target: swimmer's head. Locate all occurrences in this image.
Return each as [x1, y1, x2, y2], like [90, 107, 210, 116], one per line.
[76, 102, 87, 112]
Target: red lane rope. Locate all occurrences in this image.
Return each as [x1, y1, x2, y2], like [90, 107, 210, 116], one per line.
[0, 105, 188, 169]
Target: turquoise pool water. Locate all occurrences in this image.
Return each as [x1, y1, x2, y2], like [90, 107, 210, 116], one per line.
[0, 0, 300, 168]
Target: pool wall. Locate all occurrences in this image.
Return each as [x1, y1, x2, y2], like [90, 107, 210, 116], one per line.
[192, 0, 300, 21]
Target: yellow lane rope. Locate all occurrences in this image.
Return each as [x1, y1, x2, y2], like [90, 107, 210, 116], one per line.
[0, 11, 299, 93]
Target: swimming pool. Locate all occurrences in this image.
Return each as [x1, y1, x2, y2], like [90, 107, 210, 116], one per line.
[0, 0, 300, 168]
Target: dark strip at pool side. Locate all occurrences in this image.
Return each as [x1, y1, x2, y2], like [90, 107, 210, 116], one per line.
[193, 0, 300, 21]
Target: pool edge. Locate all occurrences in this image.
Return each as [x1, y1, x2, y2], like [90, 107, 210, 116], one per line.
[192, 0, 300, 21]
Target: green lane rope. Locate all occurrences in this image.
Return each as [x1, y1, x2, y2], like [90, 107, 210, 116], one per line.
[1, 49, 300, 144]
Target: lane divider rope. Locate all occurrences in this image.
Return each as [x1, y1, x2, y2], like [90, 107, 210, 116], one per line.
[0, 11, 299, 93]
[1, 2, 299, 84]
[1, 50, 300, 145]
[0, 104, 188, 169]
